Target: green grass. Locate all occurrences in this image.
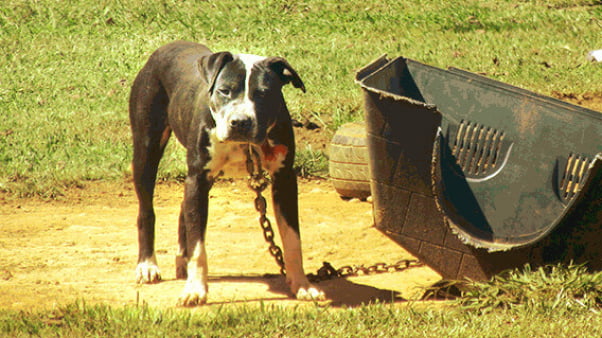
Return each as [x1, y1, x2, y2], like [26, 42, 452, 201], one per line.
[294, 144, 329, 177]
[459, 263, 602, 314]
[2, 264, 602, 336]
[1, 0, 601, 196]
[2, 300, 602, 337]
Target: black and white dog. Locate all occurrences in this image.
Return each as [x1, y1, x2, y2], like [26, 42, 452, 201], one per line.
[128, 41, 324, 306]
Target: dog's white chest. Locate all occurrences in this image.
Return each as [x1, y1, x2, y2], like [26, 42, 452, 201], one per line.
[205, 141, 250, 178]
[204, 130, 287, 179]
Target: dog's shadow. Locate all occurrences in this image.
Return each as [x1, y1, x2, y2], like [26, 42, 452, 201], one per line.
[207, 274, 406, 307]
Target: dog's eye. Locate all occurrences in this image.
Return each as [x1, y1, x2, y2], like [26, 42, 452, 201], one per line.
[217, 88, 231, 97]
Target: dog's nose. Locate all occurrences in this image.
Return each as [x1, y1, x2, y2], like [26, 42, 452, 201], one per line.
[229, 118, 253, 133]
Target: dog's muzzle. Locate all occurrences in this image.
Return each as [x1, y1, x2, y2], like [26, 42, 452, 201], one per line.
[212, 107, 260, 143]
[227, 116, 256, 141]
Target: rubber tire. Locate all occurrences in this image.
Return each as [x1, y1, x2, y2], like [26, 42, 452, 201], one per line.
[329, 122, 371, 199]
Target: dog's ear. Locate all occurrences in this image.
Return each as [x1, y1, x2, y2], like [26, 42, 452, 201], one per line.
[266, 57, 306, 93]
[198, 51, 234, 93]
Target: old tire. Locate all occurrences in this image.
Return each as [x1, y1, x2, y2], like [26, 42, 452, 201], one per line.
[329, 122, 371, 199]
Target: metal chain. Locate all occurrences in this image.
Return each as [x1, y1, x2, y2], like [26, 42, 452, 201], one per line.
[306, 259, 424, 283]
[245, 145, 423, 282]
[246, 145, 287, 276]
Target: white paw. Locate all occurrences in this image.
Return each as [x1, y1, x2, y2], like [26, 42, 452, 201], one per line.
[136, 261, 161, 284]
[177, 281, 208, 307]
[295, 285, 326, 301]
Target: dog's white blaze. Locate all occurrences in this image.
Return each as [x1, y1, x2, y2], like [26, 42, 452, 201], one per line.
[237, 54, 267, 94]
[237, 54, 266, 120]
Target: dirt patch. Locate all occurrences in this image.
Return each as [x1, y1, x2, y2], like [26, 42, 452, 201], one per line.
[552, 92, 602, 112]
[293, 118, 333, 153]
[4, 94, 596, 312]
[0, 178, 441, 311]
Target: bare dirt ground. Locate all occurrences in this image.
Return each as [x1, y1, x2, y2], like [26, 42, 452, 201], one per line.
[0, 178, 441, 311]
[1, 94, 598, 312]
[0, 117, 445, 313]
[551, 92, 602, 113]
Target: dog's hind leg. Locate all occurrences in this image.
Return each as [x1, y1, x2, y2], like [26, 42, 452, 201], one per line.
[129, 71, 171, 284]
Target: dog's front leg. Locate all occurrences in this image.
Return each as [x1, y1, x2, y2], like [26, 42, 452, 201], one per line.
[177, 170, 213, 306]
[272, 167, 325, 301]
[175, 207, 187, 279]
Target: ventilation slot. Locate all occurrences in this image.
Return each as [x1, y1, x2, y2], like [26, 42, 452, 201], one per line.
[559, 153, 592, 203]
[451, 120, 506, 178]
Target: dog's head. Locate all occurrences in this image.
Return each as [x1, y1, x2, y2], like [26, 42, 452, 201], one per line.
[199, 52, 305, 144]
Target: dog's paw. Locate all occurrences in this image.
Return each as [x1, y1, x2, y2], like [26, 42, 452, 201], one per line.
[136, 261, 161, 284]
[177, 281, 208, 307]
[295, 285, 326, 301]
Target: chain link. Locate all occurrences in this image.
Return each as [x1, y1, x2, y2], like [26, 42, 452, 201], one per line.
[245, 145, 423, 283]
[246, 146, 287, 276]
[307, 259, 424, 283]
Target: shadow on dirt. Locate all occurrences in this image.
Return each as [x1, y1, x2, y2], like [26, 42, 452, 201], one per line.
[206, 274, 406, 307]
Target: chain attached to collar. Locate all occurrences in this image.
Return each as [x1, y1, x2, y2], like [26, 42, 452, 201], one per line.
[245, 145, 287, 276]
[245, 144, 423, 282]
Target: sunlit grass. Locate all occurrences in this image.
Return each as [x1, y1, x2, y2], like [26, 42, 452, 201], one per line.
[2, 275, 602, 338]
[1, 0, 600, 196]
[459, 263, 602, 314]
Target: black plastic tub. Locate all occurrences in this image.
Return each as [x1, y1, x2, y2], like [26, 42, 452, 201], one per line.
[356, 55, 602, 280]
